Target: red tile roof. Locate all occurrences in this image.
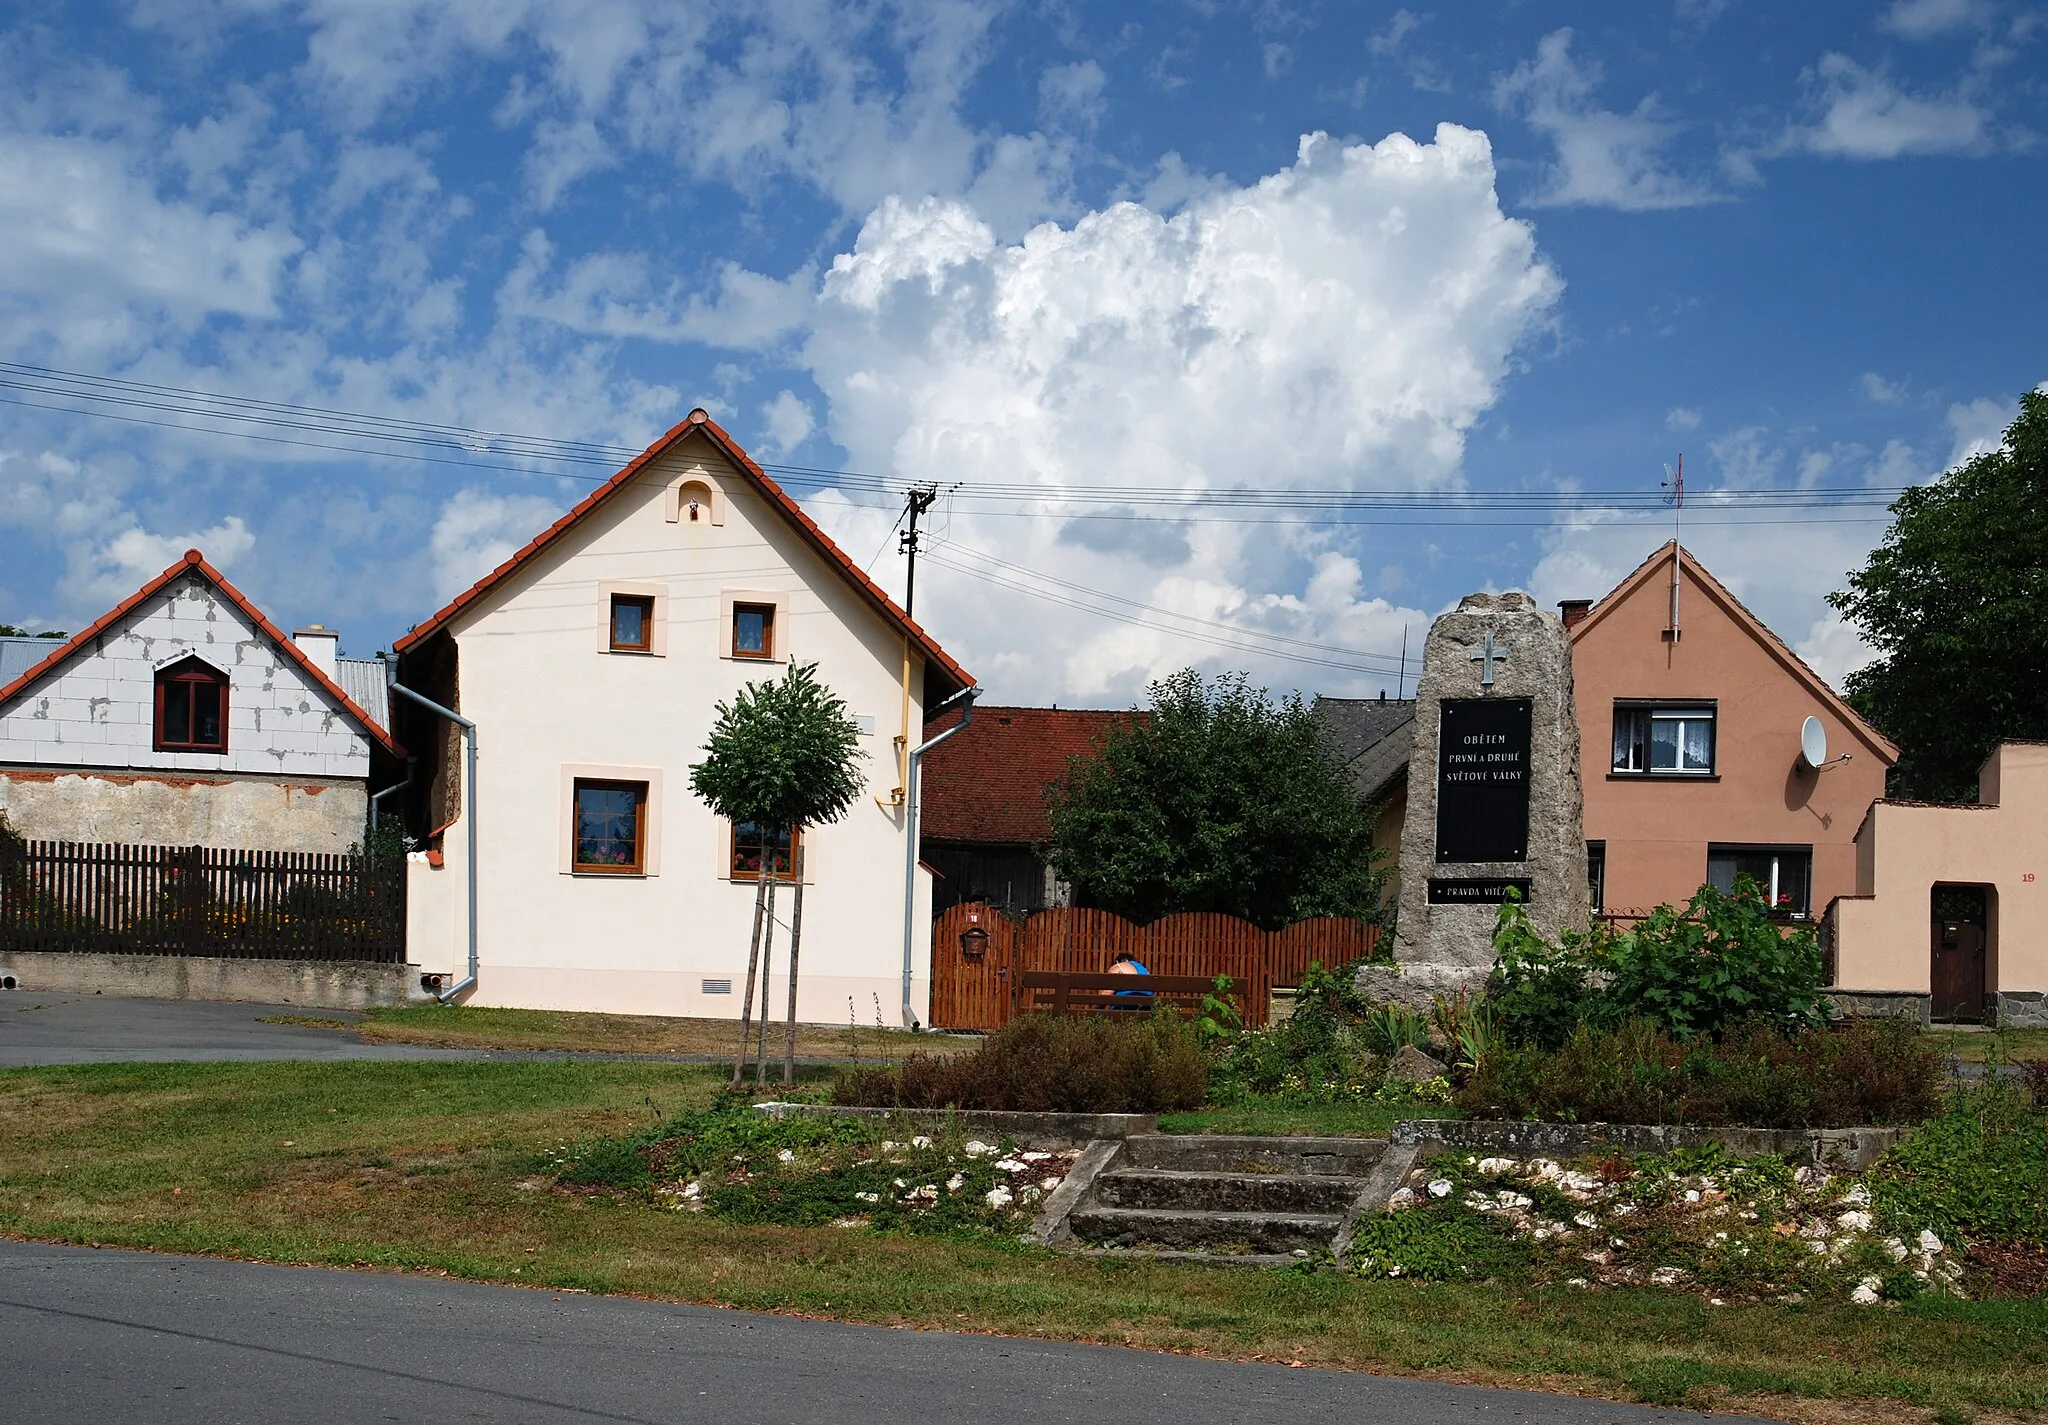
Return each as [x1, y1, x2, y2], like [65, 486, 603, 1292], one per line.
[390, 409, 972, 698]
[0, 549, 402, 756]
[921, 705, 1133, 845]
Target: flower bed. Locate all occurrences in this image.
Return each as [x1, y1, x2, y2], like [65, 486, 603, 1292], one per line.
[1353, 1144, 1963, 1306]
[543, 1104, 1077, 1235]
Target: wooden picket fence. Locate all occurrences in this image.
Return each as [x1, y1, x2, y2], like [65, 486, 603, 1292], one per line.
[0, 839, 405, 963]
[930, 902, 1378, 1032]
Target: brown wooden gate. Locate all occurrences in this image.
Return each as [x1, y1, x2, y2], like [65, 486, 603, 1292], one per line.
[929, 901, 1378, 1031]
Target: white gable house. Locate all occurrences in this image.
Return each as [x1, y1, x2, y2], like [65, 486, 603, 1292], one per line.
[0, 551, 401, 852]
[390, 409, 974, 1025]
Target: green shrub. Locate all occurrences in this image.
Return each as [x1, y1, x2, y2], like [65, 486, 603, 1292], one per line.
[1208, 961, 1386, 1104]
[1487, 879, 1826, 1048]
[1458, 1015, 1943, 1128]
[1348, 1201, 1531, 1281]
[1872, 1075, 2048, 1247]
[833, 1011, 1209, 1113]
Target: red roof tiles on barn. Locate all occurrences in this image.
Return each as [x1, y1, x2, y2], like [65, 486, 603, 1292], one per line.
[921, 705, 1133, 845]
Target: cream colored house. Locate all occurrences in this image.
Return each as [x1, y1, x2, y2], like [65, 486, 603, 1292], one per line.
[391, 409, 973, 1025]
[1826, 742, 2048, 1028]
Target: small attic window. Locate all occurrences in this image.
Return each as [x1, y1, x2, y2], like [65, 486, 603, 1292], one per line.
[155, 657, 229, 752]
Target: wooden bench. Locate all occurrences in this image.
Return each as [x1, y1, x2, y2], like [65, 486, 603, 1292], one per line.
[1018, 970, 1227, 1016]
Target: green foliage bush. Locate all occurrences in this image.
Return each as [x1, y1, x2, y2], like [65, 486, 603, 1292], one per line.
[1043, 668, 1386, 928]
[1347, 1200, 1531, 1281]
[1208, 962, 1388, 1104]
[1457, 1015, 1943, 1128]
[1487, 879, 1826, 1049]
[1873, 1074, 2048, 1247]
[833, 1011, 1209, 1113]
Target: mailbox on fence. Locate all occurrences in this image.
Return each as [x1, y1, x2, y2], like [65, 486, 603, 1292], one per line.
[959, 922, 990, 960]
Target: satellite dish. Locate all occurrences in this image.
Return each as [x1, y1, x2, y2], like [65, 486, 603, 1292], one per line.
[1800, 716, 1828, 771]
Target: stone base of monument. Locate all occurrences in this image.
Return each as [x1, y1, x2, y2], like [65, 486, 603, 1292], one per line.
[1354, 959, 1493, 1008]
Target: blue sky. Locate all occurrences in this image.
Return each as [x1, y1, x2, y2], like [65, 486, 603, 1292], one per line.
[1, 0, 2042, 704]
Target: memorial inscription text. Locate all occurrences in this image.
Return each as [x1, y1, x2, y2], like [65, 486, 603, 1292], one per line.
[1435, 697, 1532, 864]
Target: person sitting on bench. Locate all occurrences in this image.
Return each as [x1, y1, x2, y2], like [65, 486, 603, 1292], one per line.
[1106, 951, 1152, 1008]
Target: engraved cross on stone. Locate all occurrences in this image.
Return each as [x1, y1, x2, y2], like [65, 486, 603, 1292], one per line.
[1469, 631, 1508, 688]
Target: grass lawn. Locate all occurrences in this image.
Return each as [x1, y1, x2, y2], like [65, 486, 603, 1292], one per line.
[2, 1060, 2040, 1423]
[346, 1002, 972, 1062]
[1927, 1027, 2048, 1065]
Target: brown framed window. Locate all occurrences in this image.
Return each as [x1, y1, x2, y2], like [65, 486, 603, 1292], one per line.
[609, 594, 655, 652]
[732, 602, 775, 659]
[573, 779, 648, 873]
[730, 819, 799, 880]
[154, 658, 229, 751]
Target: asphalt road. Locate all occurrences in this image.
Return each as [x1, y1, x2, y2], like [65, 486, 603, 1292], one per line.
[0, 1242, 1778, 1425]
[0, 993, 477, 1066]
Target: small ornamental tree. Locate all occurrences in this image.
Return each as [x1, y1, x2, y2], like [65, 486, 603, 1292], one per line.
[1045, 668, 1385, 930]
[690, 661, 866, 1084]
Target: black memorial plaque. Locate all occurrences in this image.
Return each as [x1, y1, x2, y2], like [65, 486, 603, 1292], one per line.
[1427, 877, 1533, 905]
[1434, 697, 1532, 864]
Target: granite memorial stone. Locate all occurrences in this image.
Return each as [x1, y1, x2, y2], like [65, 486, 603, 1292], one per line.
[1359, 591, 1589, 1005]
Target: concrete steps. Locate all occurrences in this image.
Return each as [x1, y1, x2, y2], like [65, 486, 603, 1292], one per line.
[1046, 1134, 1415, 1267]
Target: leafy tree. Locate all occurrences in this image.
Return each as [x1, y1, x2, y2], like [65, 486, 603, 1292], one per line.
[690, 661, 866, 1083]
[1044, 668, 1384, 930]
[0, 625, 67, 638]
[1829, 389, 2048, 799]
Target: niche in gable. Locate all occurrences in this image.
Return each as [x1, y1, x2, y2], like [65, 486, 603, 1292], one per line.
[666, 474, 721, 527]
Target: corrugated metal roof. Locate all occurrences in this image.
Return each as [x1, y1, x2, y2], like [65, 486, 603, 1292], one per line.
[333, 657, 390, 735]
[0, 635, 66, 688]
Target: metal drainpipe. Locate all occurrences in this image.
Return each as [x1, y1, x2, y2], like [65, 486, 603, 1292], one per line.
[380, 659, 479, 1004]
[901, 684, 979, 1029]
[369, 757, 415, 833]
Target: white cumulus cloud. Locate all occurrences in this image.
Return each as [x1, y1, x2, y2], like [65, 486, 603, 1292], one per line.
[1494, 30, 1722, 211]
[427, 488, 564, 602]
[800, 125, 1562, 701]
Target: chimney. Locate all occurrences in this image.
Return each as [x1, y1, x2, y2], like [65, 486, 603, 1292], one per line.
[1557, 599, 1593, 632]
[293, 625, 340, 681]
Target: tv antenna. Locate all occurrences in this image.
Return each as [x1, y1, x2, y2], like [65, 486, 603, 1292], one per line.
[1660, 453, 1684, 640]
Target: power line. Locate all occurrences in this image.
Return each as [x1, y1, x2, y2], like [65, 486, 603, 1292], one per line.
[0, 361, 1912, 542]
[920, 549, 1403, 678]
[930, 536, 1413, 674]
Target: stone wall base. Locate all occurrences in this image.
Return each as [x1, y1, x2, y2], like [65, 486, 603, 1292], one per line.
[754, 1102, 1157, 1148]
[1825, 989, 1931, 1027]
[0, 950, 429, 1010]
[1395, 1118, 1906, 1171]
[1996, 991, 2048, 1030]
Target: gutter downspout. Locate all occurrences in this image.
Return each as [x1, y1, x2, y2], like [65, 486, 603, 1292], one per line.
[901, 683, 978, 1029]
[381, 660, 478, 1005]
[370, 757, 415, 833]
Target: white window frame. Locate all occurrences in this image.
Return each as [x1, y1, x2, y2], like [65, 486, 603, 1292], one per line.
[1612, 703, 1716, 776]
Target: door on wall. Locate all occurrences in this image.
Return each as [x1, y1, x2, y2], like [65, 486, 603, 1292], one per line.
[1930, 885, 1989, 1023]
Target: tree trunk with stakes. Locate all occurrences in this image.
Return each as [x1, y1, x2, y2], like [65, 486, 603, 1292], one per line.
[731, 862, 770, 1087]
[753, 833, 781, 1086]
[782, 844, 807, 1084]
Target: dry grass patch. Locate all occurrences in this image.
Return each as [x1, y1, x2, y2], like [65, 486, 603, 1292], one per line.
[354, 1003, 972, 1061]
[1, 1060, 2042, 1423]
